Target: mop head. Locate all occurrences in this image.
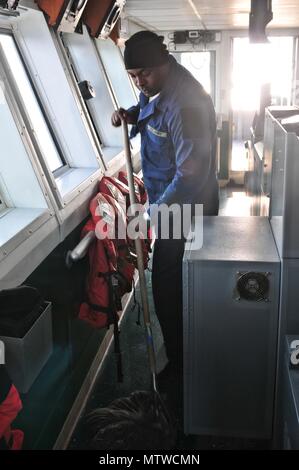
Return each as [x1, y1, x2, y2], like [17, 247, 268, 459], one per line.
[82, 390, 177, 450]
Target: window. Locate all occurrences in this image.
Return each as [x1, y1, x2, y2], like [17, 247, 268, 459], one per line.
[231, 36, 294, 171]
[231, 37, 294, 111]
[0, 47, 50, 251]
[0, 34, 64, 173]
[62, 27, 124, 160]
[181, 52, 212, 96]
[173, 51, 216, 104]
[61, 34, 103, 147]
[95, 38, 137, 109]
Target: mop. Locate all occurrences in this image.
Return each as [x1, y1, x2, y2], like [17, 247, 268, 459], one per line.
[83, 120, 176, 451]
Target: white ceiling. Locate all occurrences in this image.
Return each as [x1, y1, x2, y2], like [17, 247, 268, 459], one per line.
[123, 0, 299, 31]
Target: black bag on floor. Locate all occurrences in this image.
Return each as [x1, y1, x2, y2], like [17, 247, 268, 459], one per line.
[0, 286, 44, 338]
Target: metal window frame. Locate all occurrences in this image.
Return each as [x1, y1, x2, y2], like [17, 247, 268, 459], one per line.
[0, 33, 57, 258]
[52, 30, 107, 171]
[291, 36, 299, 106]
[15, 38, 67, 173]
[0, 30, 67, 174]
[60, 33, 103, 148]
[59, 28, 119, 151]
[177, 49, 216, 105]
[0, 48, 56, 213]
[90, 37, 119, 111]
[93, 38, 138, 108]
[0, 27, 57, 203]
[210, 50, 216, 107]
[0, 39, 66, 209]
[0, 28, 100, 209]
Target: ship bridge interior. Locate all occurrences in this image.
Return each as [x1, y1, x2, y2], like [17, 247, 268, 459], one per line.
[0, 0, 299, 453]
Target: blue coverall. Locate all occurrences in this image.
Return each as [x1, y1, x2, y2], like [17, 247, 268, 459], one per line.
[129, 55, 219, 374]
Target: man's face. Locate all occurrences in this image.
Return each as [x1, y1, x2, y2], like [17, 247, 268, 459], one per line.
[127, 65, 168, 97]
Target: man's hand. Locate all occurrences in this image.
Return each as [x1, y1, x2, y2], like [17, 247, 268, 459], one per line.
[111, 108, 137, 127]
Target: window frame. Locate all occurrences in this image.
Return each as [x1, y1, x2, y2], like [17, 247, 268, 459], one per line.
[94, 37, 138, 109]
[175, 50, 216, 105]
[58, 31, 104, 152]
[0, 28, 101, 210]
[0, 28, 56, 260]
[0, 31, 67, 175]
[0, 31, 54, 213]
[60, 26, 130, 165]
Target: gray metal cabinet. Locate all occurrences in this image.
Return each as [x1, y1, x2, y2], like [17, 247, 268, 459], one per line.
[183, 217, 280, 438]
[264, 107, 299, 259]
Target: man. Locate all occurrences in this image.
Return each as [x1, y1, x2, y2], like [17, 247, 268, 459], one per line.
[111, 31, 219, 390]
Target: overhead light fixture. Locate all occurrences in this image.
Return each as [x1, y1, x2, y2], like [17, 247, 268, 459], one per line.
[249, 0, 273, 43]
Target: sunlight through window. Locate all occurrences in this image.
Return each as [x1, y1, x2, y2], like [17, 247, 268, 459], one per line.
[232, 37, 294, 111]
[0, 34, 64, 173]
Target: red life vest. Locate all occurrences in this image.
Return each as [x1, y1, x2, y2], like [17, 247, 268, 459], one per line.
[118, 171, 148, 205]
[99, 177, 151, 269]
[99, 175, 139, 209]
[99, 176, 128, 213]
[92, 192, 136, 296]
[78, 218, 119, 329]
[0, 367, 24, 451]
[79, 193, 135, 329]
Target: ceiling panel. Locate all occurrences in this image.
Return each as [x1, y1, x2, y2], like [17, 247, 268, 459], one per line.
[124, 0, 299, 30]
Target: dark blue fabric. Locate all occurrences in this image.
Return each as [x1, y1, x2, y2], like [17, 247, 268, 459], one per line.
[129, 56, 219, 212]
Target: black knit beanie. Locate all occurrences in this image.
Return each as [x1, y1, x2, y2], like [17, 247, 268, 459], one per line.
[124, 31, 169, 70]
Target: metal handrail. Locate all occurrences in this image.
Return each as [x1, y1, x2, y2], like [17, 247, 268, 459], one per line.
[66, 230, 96, 268]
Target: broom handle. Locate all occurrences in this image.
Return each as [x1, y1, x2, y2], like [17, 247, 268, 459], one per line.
[122, 119, 157, 386]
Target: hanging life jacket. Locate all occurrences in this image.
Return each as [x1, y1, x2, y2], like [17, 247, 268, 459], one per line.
[79, 191, 138, 326]
[99, 175, 138, 210]
[0, 366, 24, 451]
[79, 193, 135, 382]
[78, 218, 120, 330]
[99, 176, 151, 269]
[92, 191, 136, 295]
[118, 170, 148, 206]
[98, 176, 128, 214]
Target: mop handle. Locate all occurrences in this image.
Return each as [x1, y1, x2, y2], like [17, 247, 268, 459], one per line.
[121, 119, 157, 379]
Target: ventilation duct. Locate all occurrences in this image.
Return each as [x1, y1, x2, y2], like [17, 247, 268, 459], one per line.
[249, 0, 273, 43]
